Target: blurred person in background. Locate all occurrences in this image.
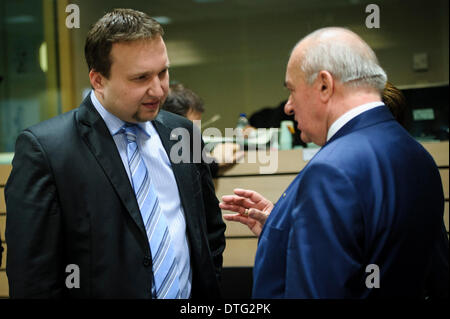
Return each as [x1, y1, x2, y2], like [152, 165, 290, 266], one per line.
[163, 83, 243, 177]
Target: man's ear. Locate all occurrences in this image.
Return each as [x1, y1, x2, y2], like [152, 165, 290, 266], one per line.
[317, 70, 334, 103]
[89, 70, 105, 94]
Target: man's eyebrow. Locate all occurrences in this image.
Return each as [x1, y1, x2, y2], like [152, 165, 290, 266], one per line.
[159, 64, 170, 72]
[129, 71, 150, 78]
[129, 65, 170, 78]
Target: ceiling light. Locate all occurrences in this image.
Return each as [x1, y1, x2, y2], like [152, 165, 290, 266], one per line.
[39, 42, 48, 73]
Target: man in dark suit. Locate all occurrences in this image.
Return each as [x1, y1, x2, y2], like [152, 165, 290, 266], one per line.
[5, 8, 225, 299]
[221, 27, 448, 298]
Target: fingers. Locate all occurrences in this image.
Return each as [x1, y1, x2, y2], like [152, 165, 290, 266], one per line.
[233, 188, 266, 204]
[223, 213, 243, 221]
[221, 194, 240, 202]
[223, 213, 250, 225]
[219, 202, 247, 214]
[247, 209, 269, 225]
[220, 195, 257, 209]
[220, 189, 272, 216]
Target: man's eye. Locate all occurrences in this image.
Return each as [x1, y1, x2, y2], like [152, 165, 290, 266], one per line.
[135, 75, 147, 81]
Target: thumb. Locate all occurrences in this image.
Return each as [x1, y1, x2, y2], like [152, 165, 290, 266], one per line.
[248, 208, 269, 224]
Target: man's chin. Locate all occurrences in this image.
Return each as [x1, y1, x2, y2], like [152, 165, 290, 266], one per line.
[133, 108, 160, 122]
[300, 132, 312, 144]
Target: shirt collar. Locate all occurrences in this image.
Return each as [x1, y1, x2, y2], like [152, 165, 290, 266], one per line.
[326, 101, 384, 142]
[90, 90, 153, 138]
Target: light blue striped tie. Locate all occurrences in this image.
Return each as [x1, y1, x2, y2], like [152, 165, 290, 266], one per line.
[121, 124, 181, 299]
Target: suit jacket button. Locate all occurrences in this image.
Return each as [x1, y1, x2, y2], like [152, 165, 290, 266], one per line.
[143, 255, 151, 267]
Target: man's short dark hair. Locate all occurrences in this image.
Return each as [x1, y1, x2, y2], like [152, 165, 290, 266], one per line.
[163, 84, 205, 117]
[85, 8, 164, 78]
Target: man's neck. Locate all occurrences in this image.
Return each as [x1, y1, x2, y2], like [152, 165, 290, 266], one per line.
[326, 86, 382, 131]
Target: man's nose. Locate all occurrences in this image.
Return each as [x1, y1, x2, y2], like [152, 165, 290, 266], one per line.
[147, 76, 165, 98]
[284, 97, 294, 115]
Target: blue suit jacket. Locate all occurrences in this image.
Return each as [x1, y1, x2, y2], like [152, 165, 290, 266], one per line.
[252, 105, 449, 298]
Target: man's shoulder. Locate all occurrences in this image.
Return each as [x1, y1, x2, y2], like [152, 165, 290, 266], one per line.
[25, 109, 78, 139]
[313, 122, 435, 173]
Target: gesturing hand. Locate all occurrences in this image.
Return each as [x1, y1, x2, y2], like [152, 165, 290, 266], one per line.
[219, 188, 274, 237]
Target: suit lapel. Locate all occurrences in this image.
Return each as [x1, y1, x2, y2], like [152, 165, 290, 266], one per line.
[76, 97, 149, 249]
[304, 105, 394, 164]
[327, 105, 394, 145]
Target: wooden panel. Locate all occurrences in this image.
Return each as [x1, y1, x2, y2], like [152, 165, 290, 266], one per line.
[223, 238, 258, 267]
[221, 149, 308, 176]
[0, 214, 5, 242]
[440, 169, 449, 200]
[218, 142, 448, 177]
[1, 244, 5, 270]
[0, 189, 5, 213]
[444, 201, 449, 233]
[422, 141, 449, 167]
[0, 271, 8, 297]
[0, 165, 11, 186]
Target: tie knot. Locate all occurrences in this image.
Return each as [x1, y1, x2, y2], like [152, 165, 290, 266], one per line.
[121, 124, 138, 143]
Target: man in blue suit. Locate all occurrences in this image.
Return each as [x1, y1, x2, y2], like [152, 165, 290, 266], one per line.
[221, 27, 448, 298]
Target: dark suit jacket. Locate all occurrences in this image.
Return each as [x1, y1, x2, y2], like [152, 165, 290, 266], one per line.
[253, 105, 449, 298]
[5, 96, 226, 298]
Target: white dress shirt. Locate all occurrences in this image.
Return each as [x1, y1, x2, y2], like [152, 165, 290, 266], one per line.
[90, 91, 192, 298]
[327, 101, 384, 142]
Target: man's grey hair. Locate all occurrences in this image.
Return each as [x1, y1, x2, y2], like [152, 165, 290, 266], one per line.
[298, 27, 387, 92]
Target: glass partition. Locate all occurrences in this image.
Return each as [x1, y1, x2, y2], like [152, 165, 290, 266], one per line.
[0, 0, 60, 154]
